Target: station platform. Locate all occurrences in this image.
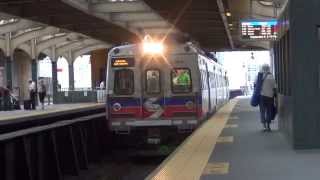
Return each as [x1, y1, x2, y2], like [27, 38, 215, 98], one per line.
[147, 97, 320, 180]
[0, 103, 105, 125]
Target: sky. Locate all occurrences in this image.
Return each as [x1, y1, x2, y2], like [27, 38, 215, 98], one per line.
[216, 51, 271, 90]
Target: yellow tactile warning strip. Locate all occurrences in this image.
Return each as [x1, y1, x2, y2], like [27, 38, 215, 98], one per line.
[146, 99, 238, 180]
[0, 103, 104, 121]
[217, 136, 234, 143]
[225, 124, 238, 128]
[202, 162, 230, 175]
[228, 116, 239, 120]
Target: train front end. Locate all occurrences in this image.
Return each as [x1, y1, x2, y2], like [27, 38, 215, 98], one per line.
[106, 41, 201, 146]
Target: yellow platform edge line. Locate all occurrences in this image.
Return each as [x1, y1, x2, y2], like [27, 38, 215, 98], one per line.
[146, 99, 238, 180]
[202, 162, 230, 175]
[225, 124, 238, 128]
[217, 136, 234, 143]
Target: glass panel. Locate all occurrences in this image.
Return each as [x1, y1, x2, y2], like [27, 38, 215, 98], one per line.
[114, 69, 134, 95]
[171, 68, 192, 93]
[146, 70, 160, 94]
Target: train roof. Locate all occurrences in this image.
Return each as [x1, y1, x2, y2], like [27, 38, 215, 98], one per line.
[109, 43, 220, 64]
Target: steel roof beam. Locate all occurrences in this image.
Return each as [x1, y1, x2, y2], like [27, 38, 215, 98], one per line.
[217, 0, 234, 49]
[56, 38, 104, 57]
[72, 43, 111, 58]
[0, 19, 38, 35]
[36, 33, 80, 55]
[91, 1, 149, 13]
[12, 26, 60, 50]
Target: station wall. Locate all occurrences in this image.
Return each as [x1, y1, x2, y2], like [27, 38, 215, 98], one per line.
[277, 0, 320, 149]
[12, 50, 32, 101]
[90, 49, 107, 88]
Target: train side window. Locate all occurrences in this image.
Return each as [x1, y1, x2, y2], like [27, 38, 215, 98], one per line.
[114, 69, 134, 95]
[171, 68, 192, 93]
[146, 70, 161, 94]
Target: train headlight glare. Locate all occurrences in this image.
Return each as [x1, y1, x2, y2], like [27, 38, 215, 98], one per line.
[143, 42, 164, 55]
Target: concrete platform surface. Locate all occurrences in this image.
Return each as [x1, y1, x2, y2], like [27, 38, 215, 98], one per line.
[0, 103, 104, 122]
[147, 97, 320, 180]
[202, 98, 320, 180]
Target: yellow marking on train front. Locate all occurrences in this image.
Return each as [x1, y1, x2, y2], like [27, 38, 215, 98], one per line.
[225, 124, 238, 128]
[146, 99, 238, 180]
[217, 136, 234, 143]
[202, 162, 229, 175]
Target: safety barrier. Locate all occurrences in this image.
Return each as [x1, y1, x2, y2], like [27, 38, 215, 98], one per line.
[54, 90, 106, 104]
[0, 113, 109, 180]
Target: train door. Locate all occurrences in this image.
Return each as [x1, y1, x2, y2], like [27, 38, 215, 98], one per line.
[142, 59, 165, 120]
[205, 64, 212, 113]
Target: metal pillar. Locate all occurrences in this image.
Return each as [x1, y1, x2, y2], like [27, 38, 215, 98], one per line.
[31, 59, 38, 82]
[68, 64, 75, 91]
[5, 56, 12, 89]
[52, 61, 58, 104]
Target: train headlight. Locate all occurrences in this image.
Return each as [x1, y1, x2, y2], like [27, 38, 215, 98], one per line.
[143, 42, 164, 55]
[142, 35, 165, 55]
[112, 103, 122, 112]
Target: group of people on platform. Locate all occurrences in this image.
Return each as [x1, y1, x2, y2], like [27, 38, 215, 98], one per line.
[0, 78, 49, 111]
[27, 79, 47, 110]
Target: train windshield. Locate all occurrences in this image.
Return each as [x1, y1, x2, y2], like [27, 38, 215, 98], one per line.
[146, 70, 160, 94]
[171, 68, 192, 93]
[114, 69, 134, 95]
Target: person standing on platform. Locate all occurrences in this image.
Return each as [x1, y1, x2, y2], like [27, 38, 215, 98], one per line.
[38, 79, 47, 110]
[99, 81, 105, 90]
[0, 86, 4, 111]
[259, 64, 277, 132]
[28, 80, 36, 110]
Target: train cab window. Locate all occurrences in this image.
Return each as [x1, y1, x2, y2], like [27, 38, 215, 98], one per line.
[171, 68, 192, 93]
[114, 69, 134, 95]
[146, 70, 160, 94]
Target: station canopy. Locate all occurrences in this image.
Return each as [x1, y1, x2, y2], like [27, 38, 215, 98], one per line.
[0, 0, 288, 52]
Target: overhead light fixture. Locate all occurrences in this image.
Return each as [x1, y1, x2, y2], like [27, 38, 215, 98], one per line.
[229, 23, 233, 27]
[226, 12, 232, 17]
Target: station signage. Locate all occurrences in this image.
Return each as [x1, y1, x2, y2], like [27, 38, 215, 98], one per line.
[240, 20, 278, 40]
[111, 57, 135, 67]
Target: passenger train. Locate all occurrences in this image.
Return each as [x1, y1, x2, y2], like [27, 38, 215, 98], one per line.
[106, 41, 229, 145]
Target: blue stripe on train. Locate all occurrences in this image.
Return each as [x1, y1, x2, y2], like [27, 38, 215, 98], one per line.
[108, 96, 203, 107]
[108, 98, 140, 107]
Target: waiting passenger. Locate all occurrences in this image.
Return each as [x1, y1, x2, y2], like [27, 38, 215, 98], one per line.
[258, 64, 277, 132]
[38, 79, 47, 110]
[28, 80, 36, 110]
[0, 86, 4, 111]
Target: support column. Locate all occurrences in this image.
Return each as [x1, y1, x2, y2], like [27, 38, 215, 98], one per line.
[52, 61, 58, 104]
[31, 59, 37, 82]
[68, 63, 74, 91]
[5, 56, 12, 89]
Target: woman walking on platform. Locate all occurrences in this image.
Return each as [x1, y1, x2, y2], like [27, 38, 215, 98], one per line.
[259, 64, 277, 131]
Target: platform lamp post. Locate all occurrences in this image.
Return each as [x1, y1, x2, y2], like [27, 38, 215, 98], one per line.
[51, 47, 58, 104]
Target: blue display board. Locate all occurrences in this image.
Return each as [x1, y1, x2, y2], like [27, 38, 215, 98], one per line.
[240, 20, 278, 40]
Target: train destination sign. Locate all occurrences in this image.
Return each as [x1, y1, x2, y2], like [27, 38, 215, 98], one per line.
[111, 57, 135, 67]
[240, 20, 278, 40]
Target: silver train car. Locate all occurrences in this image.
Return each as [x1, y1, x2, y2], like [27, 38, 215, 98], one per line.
[106, 42, 229, 145]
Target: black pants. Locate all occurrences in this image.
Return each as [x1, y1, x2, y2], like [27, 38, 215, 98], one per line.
[39, 92, 46, 104]
[30, 91, 36, 110]
[259, 96, 274, 124]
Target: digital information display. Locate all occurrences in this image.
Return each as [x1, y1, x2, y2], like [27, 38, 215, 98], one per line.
[241, 20, 278, 40]
[111, 57, 135, 67]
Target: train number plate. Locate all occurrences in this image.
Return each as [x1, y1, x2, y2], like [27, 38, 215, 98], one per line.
[147, 138, 161, 145]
